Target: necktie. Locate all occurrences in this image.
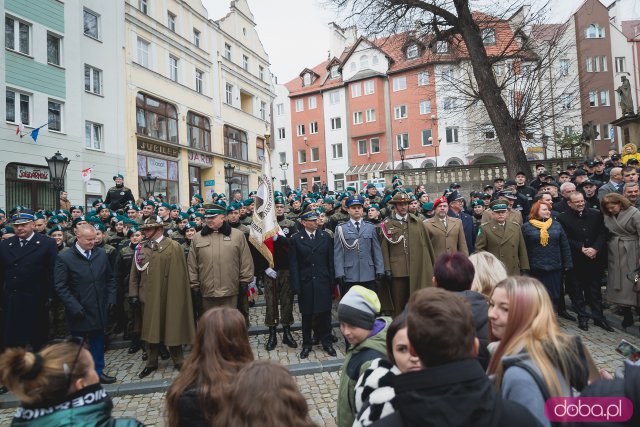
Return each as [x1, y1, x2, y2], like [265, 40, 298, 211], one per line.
[85, 250, 91, 259]
[441, 219, 447, 230]
[20, 239, 26, 247]
[310, 233, 314, 240]
[355, 221, 360, 233]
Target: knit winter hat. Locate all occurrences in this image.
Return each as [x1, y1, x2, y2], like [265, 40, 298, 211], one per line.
[338, 286, 381, 330]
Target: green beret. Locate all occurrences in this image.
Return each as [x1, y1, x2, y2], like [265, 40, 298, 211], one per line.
[368, 204, 380, 211]
[47, 225, 65, 235]
[123, 218, 138, 226]
[192, 194, 204, 202]
[127, 226, 140, 236]
[226, 202, 242, 213]
[158, 202, 171, 210]
[113, 174, 124, 181]
[472, 200, 485, 207]
[274, 197, 285, 205]
[243, 198, 255, 206]
[71, 205, 84, 212]
[422, 202, 434, 211]
[184, 221, 197, 230]
[346, 186, 356, 193]
[126, 204, 140, 211]
[178, 212, 189, 220]
[92, 222, 107, 232]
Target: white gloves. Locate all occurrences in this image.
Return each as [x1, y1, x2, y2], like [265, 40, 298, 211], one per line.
[265, 268, 278, 279]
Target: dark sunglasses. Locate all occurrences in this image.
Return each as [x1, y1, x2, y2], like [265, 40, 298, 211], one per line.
[64, 336, 86, 390]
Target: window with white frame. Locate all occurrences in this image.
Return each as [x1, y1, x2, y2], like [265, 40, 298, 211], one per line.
[443, 97, 455, 111]
[406, 44, 419, 59]
[310, 121, 318, 134]
[260, 101, 267, 120]
[561, 94, 571, 110]
[5, 16, 31, 55]
[366, 108, 376, 122]
[296, 124, 305, 136]
[330, 65, 339, 78]
[436, 40, 449, 53]
[85, 121, 103, 150]
[224, 43, 232, 60]
[594, 56, 600, 72]
[47, 33, 61, 66]
[446, 126, 459, 143]
[295, 99, 304, 112]
[615, 57, 626, 73]
[418, 71, 429, 86]
[332, 143, 343, 159]
[277, 127, 285, 139]
[601, 56, 607, 72]
[303, 73, 311, 86]
[602, 124, 611, 140]
[48, 100, 63, 132]
[586, 57, 593, 72]
[242, 55, 249, 71]
[392, 76, 407, 91]
[138, 0, 148, 14]
[370, 138, 380, 153]
[396, 133, 409, 149]
[300, 177, 308, 190]
[169, 55, 179, 82]
[559, 58, 569, 76]
[334, 173, 345, 191]
[482, 28, 496, 45]
[422, 129, 433, 146]
[195, 69, 203, 93]
[589, 91, 598, 107]
[493, 64, 502, 76]
[298, 149, 306, 163]
[364, 80, 375, 95]
[137, 37, 150, 68]
[358, 139, 367, 155]
[225, 83, 233, 105]
[600, 90, 609, 106]
[84, 65, 102, 95]
[329, 90, 340, 105]
[351, 83, 362, 98]
[279, 152, 286, 163]
[419, 99, 431, 115]
[483, 124, 496, 140]
[5, 89, 31, 125]
[563, 126, 573, 136]
[193, 29, 200, 47]
[83, 9, 99, 39]
[359, 54, 369, 69]
[311, 147, 319, 162]
[330, 117, 342, 130]
[353, 111, 363, 124]
[259, 65, 265, 81]
[276, 103, 284, 115]
[167, 12, 176, 32]
[585, 23, 605, 38]
[308, 96, 317, 109]
[394, 105, 407, 119]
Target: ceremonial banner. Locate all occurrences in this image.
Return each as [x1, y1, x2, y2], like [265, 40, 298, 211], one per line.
[249, 148, 279, 268]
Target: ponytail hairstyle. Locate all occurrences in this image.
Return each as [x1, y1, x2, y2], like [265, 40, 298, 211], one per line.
[0, 343, 91, 405]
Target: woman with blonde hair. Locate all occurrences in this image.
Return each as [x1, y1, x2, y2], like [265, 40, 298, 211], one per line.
[165, 307, 254, 427]
[487, 276, 598, 427]
[469, 251, 507, 297]
[0, 340, 142, 426]
[601, 192, 640, 331]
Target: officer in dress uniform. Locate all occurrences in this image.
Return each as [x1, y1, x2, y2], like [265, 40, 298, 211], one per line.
[424, 196, 469, 258]
[334, 196, 384, 296]
[104, 174, 136, 212]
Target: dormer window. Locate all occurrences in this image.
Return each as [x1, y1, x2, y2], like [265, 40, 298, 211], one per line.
[482, 28, 496, 45]
[303, 73, 311, 86]
[330, 65, 339, 78]
[585, 23, 605, 38]
[406, 44, 419, 59]
[436, 40, 449, 54]
[360, 54, 369, 69]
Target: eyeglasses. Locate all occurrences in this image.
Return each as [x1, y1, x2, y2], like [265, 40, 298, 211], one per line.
[64, 336, 86, 391]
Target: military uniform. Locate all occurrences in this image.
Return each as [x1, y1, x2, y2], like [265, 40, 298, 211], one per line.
[114, 243, 138, 341]
[285, 209, 302, 221]
[326, 209, 349, 232]
[424, 216, 469, 258]
[475, 220, 529, 276]
[104, 185, 135, 212]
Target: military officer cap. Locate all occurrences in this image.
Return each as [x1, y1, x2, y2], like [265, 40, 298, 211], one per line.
[567, 163, 577, 169]
[274, 197, 285, 205]
[226, 202, 242, 213]
[573, 168, 588, 177]
[192, 194, 204, 203]
[299, 210, 319, 221]
[72, 216, 88, 227]
[446, 191, 464, 204]
[70, 205, 84, 212]
[243, 198, 255, 206]
[217, 193, 226, 199]
[489, 201, 508, 212]
[472, 199, 485, 207]
[422, 201, 435, 212]
[387, 192, 411, 204]
[204, 204, 226, 218]
[346, 196, 364, 207]
[184, 221, 197, 231]
[139, 215, 165, 229]
[498, 190, 518, 200]
[611, 154, 621, 160]
[580, 179, 598, 188]
[11, 209, 36, 224]
[112, 174, 124, 181]
[515, 171, 527, 177]
[47, 225, 65, 236]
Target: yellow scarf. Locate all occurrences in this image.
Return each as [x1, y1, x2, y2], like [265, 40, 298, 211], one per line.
[529, 218, 552, 246]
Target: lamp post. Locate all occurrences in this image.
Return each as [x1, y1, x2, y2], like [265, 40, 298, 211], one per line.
[398, 144, 406, 169]
[45, 151, 70, 210]
[279, 162, 289, 191]
[224, 162, 235, 196]
[140, 173, 157, 199]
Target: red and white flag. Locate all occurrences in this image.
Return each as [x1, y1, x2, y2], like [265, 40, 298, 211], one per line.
[15, 121, 24, 137]
[81, 167, 92, 183]
[249, 147, 279, 268]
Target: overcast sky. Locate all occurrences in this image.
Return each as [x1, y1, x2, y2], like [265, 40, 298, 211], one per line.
[201, 0, 597, 85]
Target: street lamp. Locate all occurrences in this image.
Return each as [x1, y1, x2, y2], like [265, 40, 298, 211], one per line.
[279, 162, 289, 190]
[398, 144, 406, 169]
[45, 151, 70, 210]
[140, 173, 157, 198]
[224, 162, 235, 196]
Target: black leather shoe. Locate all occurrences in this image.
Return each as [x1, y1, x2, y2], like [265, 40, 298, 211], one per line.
[300, 347, 311, 359]
[159, 346, 170, 360]
[323, 344, 337, 357]
[282, 326, 297, 349]
[265, 326, 277, 351]
[138, 367, 157, 379]
[99, 373, 117, 384]
[558, 310, 576, 322]
[578, 319, 589, 331]
[128, 341, 142, 354]
[594, 319, 614, 332]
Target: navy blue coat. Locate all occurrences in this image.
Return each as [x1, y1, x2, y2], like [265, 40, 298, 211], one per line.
[0, 233, 57, 348]
[448, 209, 475, 254]
[521, 221, 573, 271]
[54, 246, 117, 333]
[289, 229, 334, 315]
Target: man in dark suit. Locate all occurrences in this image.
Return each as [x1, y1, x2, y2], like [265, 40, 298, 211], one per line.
[0, 209, 57, 351]
[289, 210, 336, 359]
[55, 223, 118, 383]
[447, 191, 475, 254]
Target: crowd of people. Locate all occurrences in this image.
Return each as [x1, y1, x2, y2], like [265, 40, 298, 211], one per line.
[0, 146, 639, 425]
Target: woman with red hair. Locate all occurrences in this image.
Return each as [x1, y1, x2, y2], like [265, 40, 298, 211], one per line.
[521, 200, 573, 314]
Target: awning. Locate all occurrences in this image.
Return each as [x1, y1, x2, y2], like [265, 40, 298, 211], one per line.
[345, 162, 390, 175]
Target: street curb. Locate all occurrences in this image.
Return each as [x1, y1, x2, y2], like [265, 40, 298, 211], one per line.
[0, 359, 344, 409]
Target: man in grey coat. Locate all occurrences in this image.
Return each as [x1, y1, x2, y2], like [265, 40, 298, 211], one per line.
[334, 196, 384, 295]
[597, 167, 623, 201]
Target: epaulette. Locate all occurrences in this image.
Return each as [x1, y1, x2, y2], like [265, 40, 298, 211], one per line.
[510, 221, 520, 225]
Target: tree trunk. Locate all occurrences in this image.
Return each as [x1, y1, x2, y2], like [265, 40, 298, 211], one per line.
[453, 1, 532, 179]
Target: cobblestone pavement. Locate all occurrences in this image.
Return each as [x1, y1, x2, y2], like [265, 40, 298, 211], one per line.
[0, 301, 638, 426]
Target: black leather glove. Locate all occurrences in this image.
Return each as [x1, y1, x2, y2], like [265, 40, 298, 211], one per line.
[375, 273, 384, 281]
[128, 296, 140, 307]
[384, 270, 393, 280]
[73, 310, 86, 321]
[191, 288, 202, 302]
[337, 276, 346, 287]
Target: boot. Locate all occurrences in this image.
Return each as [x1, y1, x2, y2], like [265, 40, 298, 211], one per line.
[622, 308, 634, 330]
[282, 326, 297, 349]
[265, 326, 277, 351]
[128, 338, 142, 354]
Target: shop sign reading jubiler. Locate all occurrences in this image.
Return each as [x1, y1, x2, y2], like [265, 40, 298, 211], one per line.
[17, 165, 50, 182]
[137, 140, 180, 157]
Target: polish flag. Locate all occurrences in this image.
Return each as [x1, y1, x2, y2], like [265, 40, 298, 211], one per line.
[15, 121, 24, 137]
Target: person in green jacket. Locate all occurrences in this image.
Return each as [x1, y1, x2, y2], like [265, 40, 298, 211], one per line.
[337, 286, 391, 427]
[0, 341, 142, 426]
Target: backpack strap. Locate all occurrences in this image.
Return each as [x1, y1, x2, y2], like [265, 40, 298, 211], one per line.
[347, 348, 386, 381]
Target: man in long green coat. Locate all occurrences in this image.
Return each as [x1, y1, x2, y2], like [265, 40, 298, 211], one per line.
[129, 216, 195, 378]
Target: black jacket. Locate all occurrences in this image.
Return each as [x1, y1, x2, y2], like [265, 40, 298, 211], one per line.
[557, 208, 607, 269]
[448, 208, 475, 254]
[0, 234, 57, 348]
[459, 290, 490, 370]
[176, 386, 207, 427]
[374, 359, 540, 427]
[104, 185, 135, 211]
[54, 246, 117, 332]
